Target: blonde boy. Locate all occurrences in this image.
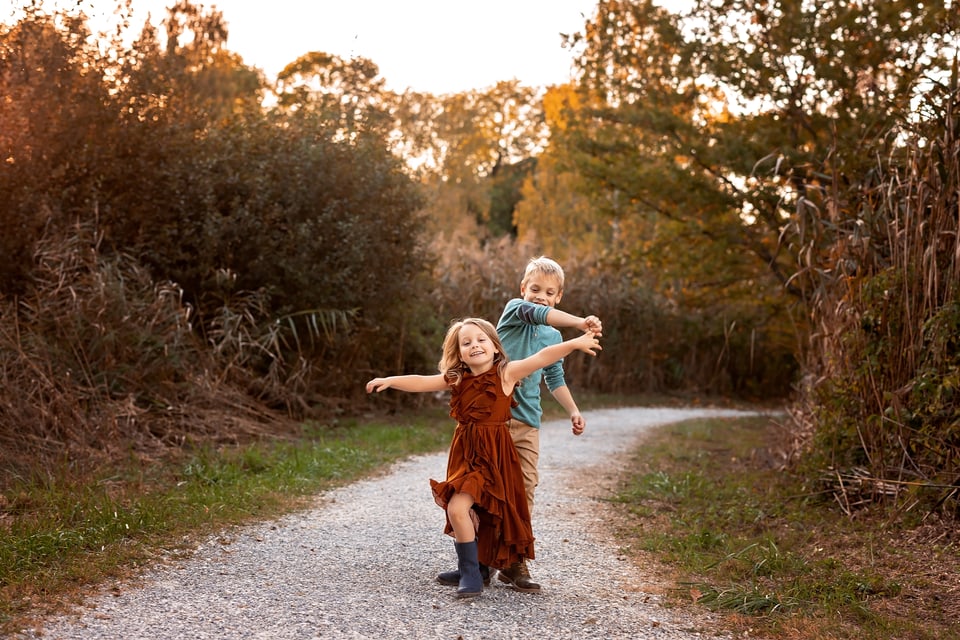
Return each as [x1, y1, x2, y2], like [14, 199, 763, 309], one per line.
[493, 256, 602, 592]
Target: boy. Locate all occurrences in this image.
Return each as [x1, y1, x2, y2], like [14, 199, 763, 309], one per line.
[493, 256, 602, 592]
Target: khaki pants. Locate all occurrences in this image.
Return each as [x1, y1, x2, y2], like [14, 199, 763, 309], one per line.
[507, 419, 540, 514]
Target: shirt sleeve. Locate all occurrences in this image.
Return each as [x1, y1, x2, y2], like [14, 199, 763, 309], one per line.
[497, 298, 523, 331]
[542, 331, 567, 391]
[515, 300, 551, 326]
[498, 298, 550, 331]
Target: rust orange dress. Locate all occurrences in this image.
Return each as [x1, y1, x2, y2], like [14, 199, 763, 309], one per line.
[429, 368, 535, 570]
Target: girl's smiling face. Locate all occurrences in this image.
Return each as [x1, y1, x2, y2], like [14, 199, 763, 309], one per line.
[458, 323, 498, 373]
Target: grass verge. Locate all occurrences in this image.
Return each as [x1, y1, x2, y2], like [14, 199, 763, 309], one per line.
[0, 407, 454, 636]
[610, 415, 960, 640]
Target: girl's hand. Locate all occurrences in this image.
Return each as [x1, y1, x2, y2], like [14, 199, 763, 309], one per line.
[584, 315, 603, 335]
[573, 330, 602, 356]
[366, 378, 392, 393]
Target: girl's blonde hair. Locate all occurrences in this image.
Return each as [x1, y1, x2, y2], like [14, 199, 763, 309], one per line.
[522, 256, 565, 291]
[438, 318, 510, 385]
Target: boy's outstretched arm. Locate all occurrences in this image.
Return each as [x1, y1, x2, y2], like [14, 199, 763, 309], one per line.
[544, 308, 602, 335]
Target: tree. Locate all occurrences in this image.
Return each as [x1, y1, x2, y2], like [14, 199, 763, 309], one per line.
[514, 84, 617, 262]
[129, 0, 266, 123]
[563, 0, 954, 306]
[400, 81, 546, 239]
[274, 51, 393, 137]
[0, 1, 433, 404]
[562, 0, 960, 482]
[544, 0, 955, 395]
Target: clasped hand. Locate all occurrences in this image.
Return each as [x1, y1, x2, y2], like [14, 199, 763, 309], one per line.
[575, 329, 602, 356]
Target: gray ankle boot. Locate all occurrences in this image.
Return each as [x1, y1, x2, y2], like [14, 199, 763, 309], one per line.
[436, 563, 491, 586]
[453, 540, 483, 598]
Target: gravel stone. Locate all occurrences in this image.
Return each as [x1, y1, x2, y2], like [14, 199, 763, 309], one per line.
[19, 407, 759, 639]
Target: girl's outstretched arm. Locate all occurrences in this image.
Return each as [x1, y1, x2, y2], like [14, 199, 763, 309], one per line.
[366, 374, 448, 394]
[504, 331, 601, 386]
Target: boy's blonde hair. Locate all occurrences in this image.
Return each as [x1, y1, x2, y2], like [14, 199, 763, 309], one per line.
[438, 318, 509, 386]
[521, 256, 565, 291]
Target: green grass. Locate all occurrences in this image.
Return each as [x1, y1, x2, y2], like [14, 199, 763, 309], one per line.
[0, 408, 454, 635]
[610, 416, 959, 640]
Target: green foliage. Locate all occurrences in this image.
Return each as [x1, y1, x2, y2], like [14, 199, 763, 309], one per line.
[686, 582, 803, 615]
[910, 302, 960, 434]
[520, 4, 808, 397]
[486, 157, 536, 236]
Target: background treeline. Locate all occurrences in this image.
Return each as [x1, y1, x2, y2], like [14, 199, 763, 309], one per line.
[1, 0, 957, 513]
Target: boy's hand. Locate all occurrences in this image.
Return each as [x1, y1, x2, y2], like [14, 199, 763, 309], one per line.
[584, 315, 602, 335]
[571, 412, 585, 436]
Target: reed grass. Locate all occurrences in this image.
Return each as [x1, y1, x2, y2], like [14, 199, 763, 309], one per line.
[789, 74, 960, 506]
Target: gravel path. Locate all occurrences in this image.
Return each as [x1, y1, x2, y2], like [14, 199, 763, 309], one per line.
[20, 406, 760, 640]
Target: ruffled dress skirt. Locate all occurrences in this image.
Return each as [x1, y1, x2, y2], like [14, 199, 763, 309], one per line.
[430, 369, 535, 570]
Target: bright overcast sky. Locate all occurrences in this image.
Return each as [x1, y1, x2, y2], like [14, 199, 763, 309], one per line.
[4, 0, 690, 95]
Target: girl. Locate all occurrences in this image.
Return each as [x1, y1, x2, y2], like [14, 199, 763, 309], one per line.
[366, 317, 601, 598]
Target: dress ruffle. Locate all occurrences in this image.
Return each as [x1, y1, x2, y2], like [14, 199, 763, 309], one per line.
[430, 368, 534, 569]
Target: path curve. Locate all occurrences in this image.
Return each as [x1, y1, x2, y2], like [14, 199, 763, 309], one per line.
[20, 407, 758, 640]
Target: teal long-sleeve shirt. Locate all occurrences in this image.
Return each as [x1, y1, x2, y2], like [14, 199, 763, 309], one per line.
[496, 298, 566, 429]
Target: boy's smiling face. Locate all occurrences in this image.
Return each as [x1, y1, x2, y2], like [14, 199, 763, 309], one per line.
[520, 274, 563, 308]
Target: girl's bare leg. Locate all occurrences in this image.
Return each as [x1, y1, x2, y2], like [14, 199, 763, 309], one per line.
[446, 492, 475, 542]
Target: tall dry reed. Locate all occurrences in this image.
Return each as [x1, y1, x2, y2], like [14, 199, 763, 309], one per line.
[0, 224, 297, 483]
[796, 80, 960, 506]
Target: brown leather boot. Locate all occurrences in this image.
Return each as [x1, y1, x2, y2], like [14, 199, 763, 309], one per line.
[497, 559, 541, 593]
